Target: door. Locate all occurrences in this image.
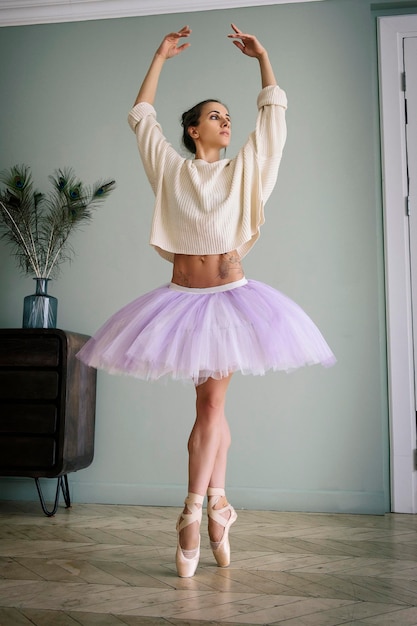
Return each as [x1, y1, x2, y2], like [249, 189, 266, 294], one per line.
[378, 16, 417, 513]
[406, 38, 417, 412]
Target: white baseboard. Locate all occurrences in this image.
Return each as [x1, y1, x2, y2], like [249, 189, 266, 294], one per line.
[0, 476, 387, 514]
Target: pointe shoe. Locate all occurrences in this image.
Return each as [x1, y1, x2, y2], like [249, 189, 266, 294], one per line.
[175, 492, 204, 577]
[207, 487, 237, 567]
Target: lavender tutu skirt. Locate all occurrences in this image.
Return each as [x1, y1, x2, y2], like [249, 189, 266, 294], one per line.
[77, 278, 336, 385]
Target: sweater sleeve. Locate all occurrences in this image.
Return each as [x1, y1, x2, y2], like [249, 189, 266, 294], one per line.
[252, 84, 288, 203]
[127, 102, 180, 195]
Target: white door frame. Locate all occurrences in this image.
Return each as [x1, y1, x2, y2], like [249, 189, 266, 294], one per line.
[378, 15, 417, 513]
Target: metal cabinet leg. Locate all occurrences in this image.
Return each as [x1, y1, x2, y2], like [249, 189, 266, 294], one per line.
[61, 475, 71, 508]
[34, 475, 71, 517]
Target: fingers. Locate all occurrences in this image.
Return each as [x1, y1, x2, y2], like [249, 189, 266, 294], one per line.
[231, 40, 245, 53]
[228, 23, 254, 39]
[176, 43, 191, 53]
[228, 23, 245, 39]
[175, 25, 192, 37]
[173, 28, 191, 55]
[228, 23, 265, 58]
[159, 26, 191, 58]
[227, 27, 256, 48]
[164, 26, 191, 42]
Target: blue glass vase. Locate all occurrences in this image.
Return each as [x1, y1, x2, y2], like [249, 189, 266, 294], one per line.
[22, 278, 58, 329]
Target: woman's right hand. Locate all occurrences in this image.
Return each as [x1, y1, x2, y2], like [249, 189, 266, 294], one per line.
[134, 26, 191, 105]
[156, 26, 192, 60]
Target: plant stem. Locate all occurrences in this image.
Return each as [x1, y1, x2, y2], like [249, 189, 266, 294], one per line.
[0, 201, 41, 276]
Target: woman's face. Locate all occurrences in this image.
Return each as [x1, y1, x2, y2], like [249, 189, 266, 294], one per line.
[190, 102, 231, 150]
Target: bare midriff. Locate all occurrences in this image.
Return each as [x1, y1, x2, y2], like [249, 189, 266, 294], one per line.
[172, 250, 244, 288]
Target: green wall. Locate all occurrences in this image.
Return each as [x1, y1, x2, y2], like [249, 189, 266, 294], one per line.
[0, 0, 404, 513]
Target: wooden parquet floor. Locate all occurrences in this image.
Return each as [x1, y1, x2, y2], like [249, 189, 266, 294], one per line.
[1, 500, 417, 625]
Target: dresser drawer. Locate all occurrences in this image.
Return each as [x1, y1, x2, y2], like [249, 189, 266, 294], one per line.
[0, 437, 56, 469]
[0, 371, 59, 400]
[0, 329, 96, 480]
[0, 404, 57, 434]
[0, 336, 60, 367]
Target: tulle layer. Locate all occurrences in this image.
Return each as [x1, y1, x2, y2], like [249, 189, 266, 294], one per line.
[77, 279, 336, 385]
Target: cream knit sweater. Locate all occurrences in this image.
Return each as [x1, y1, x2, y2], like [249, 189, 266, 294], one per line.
[127, 84, 287, 263]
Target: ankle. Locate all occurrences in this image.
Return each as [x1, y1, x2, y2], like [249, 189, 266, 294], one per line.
[182, 502, 202, 515]
[186, 492, 205, 504]
[209, 494, 228, 510]
[180, 493, 204, 522]
[177, 493, 204, 552]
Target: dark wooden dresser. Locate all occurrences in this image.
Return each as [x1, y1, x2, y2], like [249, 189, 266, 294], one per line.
[0, 329, 97, 515]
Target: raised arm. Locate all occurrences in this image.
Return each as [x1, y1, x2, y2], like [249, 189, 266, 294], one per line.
[227, 23, 276, 88]
[134, 26, 191, 106]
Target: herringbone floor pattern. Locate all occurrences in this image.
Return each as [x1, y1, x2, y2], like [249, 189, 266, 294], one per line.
[1, 498, 417, 625]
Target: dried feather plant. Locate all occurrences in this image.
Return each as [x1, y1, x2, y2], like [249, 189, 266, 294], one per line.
[0, 165, 115, 279]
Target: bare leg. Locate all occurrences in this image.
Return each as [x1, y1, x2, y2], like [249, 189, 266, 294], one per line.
[208, 418, 233, 543]
[179, 374, 233, 551]
[208, 417, 231, 489]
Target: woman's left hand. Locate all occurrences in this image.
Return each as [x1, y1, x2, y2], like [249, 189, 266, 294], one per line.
[227, 23, 266, 59]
